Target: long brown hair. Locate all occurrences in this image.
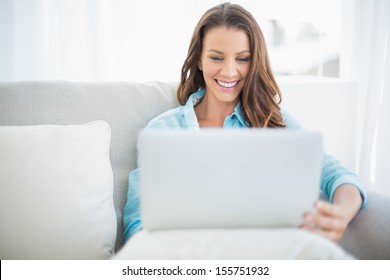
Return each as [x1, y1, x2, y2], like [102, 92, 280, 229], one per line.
[177, 2, 285, 128]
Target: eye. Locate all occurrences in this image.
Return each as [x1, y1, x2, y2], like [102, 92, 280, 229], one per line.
[237, 57, 250, 63]
[210, 56, 223, 61]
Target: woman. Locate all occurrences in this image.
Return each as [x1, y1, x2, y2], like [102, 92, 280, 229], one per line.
[123, 3, 366, 244]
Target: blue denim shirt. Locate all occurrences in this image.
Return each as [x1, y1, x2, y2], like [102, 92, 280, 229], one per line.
[123, 89, 367, 241]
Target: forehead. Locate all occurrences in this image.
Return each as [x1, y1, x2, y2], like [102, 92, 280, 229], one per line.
[203, 26, 250, 53]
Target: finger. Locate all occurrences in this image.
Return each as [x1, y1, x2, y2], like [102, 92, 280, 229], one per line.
[304, 212, 335, 232]
[303, 212, 345, 241]
[301, 224, 341, 241]
[309, 212, 342, 232]
[316, 201, 342, 219]
[301, 217, 343, 241]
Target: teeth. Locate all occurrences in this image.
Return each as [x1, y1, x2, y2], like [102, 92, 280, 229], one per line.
[217, 80, 238, 88]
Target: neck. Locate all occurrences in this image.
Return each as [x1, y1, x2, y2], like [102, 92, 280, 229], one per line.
[194, 93, 237, 127]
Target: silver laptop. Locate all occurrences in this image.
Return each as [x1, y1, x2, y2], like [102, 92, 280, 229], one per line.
[138, 129, 323, 230]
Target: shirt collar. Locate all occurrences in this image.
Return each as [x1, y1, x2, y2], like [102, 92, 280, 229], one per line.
[231, 102, 249, 127]
[183, 89, 204, 129]
[183, 89, 249, 128]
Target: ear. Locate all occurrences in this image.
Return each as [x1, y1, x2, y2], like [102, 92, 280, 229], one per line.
[198, 61, 203, 71]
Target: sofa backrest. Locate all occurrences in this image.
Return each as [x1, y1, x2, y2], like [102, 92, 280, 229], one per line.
[0, 78, 358, 252]
[0, 81, 178, 251]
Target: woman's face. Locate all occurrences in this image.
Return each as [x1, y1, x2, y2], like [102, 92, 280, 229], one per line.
[199, 26, 250, 106]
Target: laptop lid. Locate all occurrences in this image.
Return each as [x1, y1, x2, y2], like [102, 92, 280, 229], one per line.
[138, 129, 323, 230]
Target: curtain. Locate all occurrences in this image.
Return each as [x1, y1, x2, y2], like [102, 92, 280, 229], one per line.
[341, 0, 390, 197]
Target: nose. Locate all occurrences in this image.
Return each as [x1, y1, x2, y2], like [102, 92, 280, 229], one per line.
[220, 59, 238, 77]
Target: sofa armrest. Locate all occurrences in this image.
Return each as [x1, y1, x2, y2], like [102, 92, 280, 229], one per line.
[340, 191, 390, 259]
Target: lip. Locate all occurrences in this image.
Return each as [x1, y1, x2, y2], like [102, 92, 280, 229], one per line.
[215, 79, 240, 89]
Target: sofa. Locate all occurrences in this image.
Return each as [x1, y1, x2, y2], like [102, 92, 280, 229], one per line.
[1, 80, 389, 260]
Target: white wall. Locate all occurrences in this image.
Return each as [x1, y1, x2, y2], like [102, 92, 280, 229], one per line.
[278, 76, 358, 171]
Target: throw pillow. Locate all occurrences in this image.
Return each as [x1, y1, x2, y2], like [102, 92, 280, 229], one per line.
[0, 121, 116, 259]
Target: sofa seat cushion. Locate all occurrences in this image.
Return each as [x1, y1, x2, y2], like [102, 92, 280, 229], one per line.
[114, 228, 352, 260]
[0, 121, 116, 259]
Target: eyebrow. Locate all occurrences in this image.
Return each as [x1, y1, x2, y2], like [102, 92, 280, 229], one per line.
[207, 49, 250, 55]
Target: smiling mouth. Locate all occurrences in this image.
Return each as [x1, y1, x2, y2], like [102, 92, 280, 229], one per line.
[216, 80, 239, 88]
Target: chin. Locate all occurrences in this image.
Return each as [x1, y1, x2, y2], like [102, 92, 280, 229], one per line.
[216, 92, 240, 104]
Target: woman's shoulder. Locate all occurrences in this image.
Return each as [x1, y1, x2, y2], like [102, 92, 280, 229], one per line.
[146, 105, 186, 129]
[281, 108, 304, 130]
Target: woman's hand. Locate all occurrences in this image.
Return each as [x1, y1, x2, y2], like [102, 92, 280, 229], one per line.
[302, 184, 363, 241]
[302, 201, 348, 241]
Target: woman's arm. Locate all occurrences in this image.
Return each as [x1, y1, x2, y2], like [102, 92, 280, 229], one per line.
[123, 168, 143, 241]
[333, 184, 363, 223]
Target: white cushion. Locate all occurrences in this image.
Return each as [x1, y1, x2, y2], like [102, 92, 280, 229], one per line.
[0, 121, 116, 259]
[115, 229, 353, 260]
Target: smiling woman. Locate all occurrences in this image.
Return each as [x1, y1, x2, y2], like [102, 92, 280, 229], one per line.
[177, 4, 285, 128]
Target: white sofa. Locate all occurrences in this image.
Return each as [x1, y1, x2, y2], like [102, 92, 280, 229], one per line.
[1, 79, 389, 260]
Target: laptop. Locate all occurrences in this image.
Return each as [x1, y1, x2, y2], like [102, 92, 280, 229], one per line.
[138, 129, 323, 230]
